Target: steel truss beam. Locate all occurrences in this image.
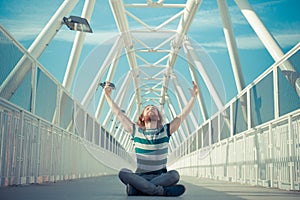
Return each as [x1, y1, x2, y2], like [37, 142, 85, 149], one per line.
[218, 0, 245, 93]
[159, 0, 202, 110]
[110, 0, 142, 114]
[218, 0, 247, 125]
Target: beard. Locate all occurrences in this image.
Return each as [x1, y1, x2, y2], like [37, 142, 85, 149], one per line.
[143, 113, 159, 123]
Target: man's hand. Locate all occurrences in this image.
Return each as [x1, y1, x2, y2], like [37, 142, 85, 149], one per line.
[191, 81, 198, 97]
[103, 81, 134, 134]
[104, 81, 113, 97]
[170, 81, 198, 134]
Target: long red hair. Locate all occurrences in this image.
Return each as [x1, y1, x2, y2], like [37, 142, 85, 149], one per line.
[136, 105, 163, 130]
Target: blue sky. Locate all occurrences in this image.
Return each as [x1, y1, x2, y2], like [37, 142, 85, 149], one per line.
[0, 0, 299, 103]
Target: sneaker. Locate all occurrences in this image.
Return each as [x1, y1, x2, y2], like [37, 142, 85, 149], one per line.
[126, 184, 144, 196]
[163, 184, 186, 196]
[126, 184, 136, 196]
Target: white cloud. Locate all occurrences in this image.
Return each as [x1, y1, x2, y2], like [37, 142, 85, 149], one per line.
[0, 0, 63, 40]
[251, 0, 283, 11]
[1, 19, 43, 41]
[85, 31, 119, 45]
[2, 16, 120, 46]
[273, 33, 300, 48]
[189, 0, 300, 52]
[201, 32, 300, 52]
[190, 0, 290, 30]
[235, 32, 300, 50]
[53, 29, 119, 45]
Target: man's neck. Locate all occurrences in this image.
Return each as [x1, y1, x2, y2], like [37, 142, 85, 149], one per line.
[144, 121, 158, 129]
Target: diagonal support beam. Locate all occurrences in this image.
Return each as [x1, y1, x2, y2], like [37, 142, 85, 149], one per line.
[159, 0, 202, 110]
[110, 0, 142, 113]
[218, 0, 245, 93]
[183, 39, 224, 110]
[235, 0, 300, 97]
[218, 0, 248, 126]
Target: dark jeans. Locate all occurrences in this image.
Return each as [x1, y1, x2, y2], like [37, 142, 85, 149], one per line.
[118, 168, 180, 196]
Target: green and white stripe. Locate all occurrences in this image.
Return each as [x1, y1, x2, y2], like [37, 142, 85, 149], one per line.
[132, 124, 171, 173]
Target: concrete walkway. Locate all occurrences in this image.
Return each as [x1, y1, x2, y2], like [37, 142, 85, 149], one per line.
[0, 175, 299, 200]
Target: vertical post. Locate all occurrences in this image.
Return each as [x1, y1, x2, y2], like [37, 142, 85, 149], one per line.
[60, 130, 64, 181]
[209, 120, 212, 179]
[50, 125, 54, 182]
[268, 123, 274, 187]
[70, 101, 76, 134]
[209, 119, 212, 146]
[201, 128, 204, 150]
[92, 119, 95, 144]
[233, 137, 237, 182]
[0, 107, 3, 186]
[108, 133, 111, 152]
[103, 131, 106, 150]
[115, 138, 117, 154]
[99, 127, 102, 148]
[243, 134, 246, 184]
[230, 103, 234, 137]
[114, 138, 117, 154]
[287, 116, 295, 190]
[83, 113, 87, 140]
[218, 113, 221, 143]
[31, 63, 37, 114]
[186, 136, 192, 155]
[254, 139, 258, 185]
[196, 128, 199, 151]
[16, 111, 24, 185]
[247, 89, 251, 130]
[69, 134, 73, 180]
[273, 65, 279, 119]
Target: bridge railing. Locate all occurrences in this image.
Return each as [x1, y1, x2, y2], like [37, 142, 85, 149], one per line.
[169, 43, 300, 190]
[0, 25, 135, 187]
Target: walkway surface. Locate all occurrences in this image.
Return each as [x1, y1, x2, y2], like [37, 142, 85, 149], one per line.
[0, 175, 299, 200]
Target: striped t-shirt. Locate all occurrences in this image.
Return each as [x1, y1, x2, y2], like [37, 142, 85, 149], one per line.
[132, 123, 171, 173]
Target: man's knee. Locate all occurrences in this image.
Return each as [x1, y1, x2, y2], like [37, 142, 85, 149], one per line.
[169, 170, 180, 182]
[118, 168, 133, 184]
[118, 168, 132, 179]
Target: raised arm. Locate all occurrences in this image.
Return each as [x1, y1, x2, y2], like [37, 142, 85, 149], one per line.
[103, 82, 134, 134]
[169, 81, 198, 134]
